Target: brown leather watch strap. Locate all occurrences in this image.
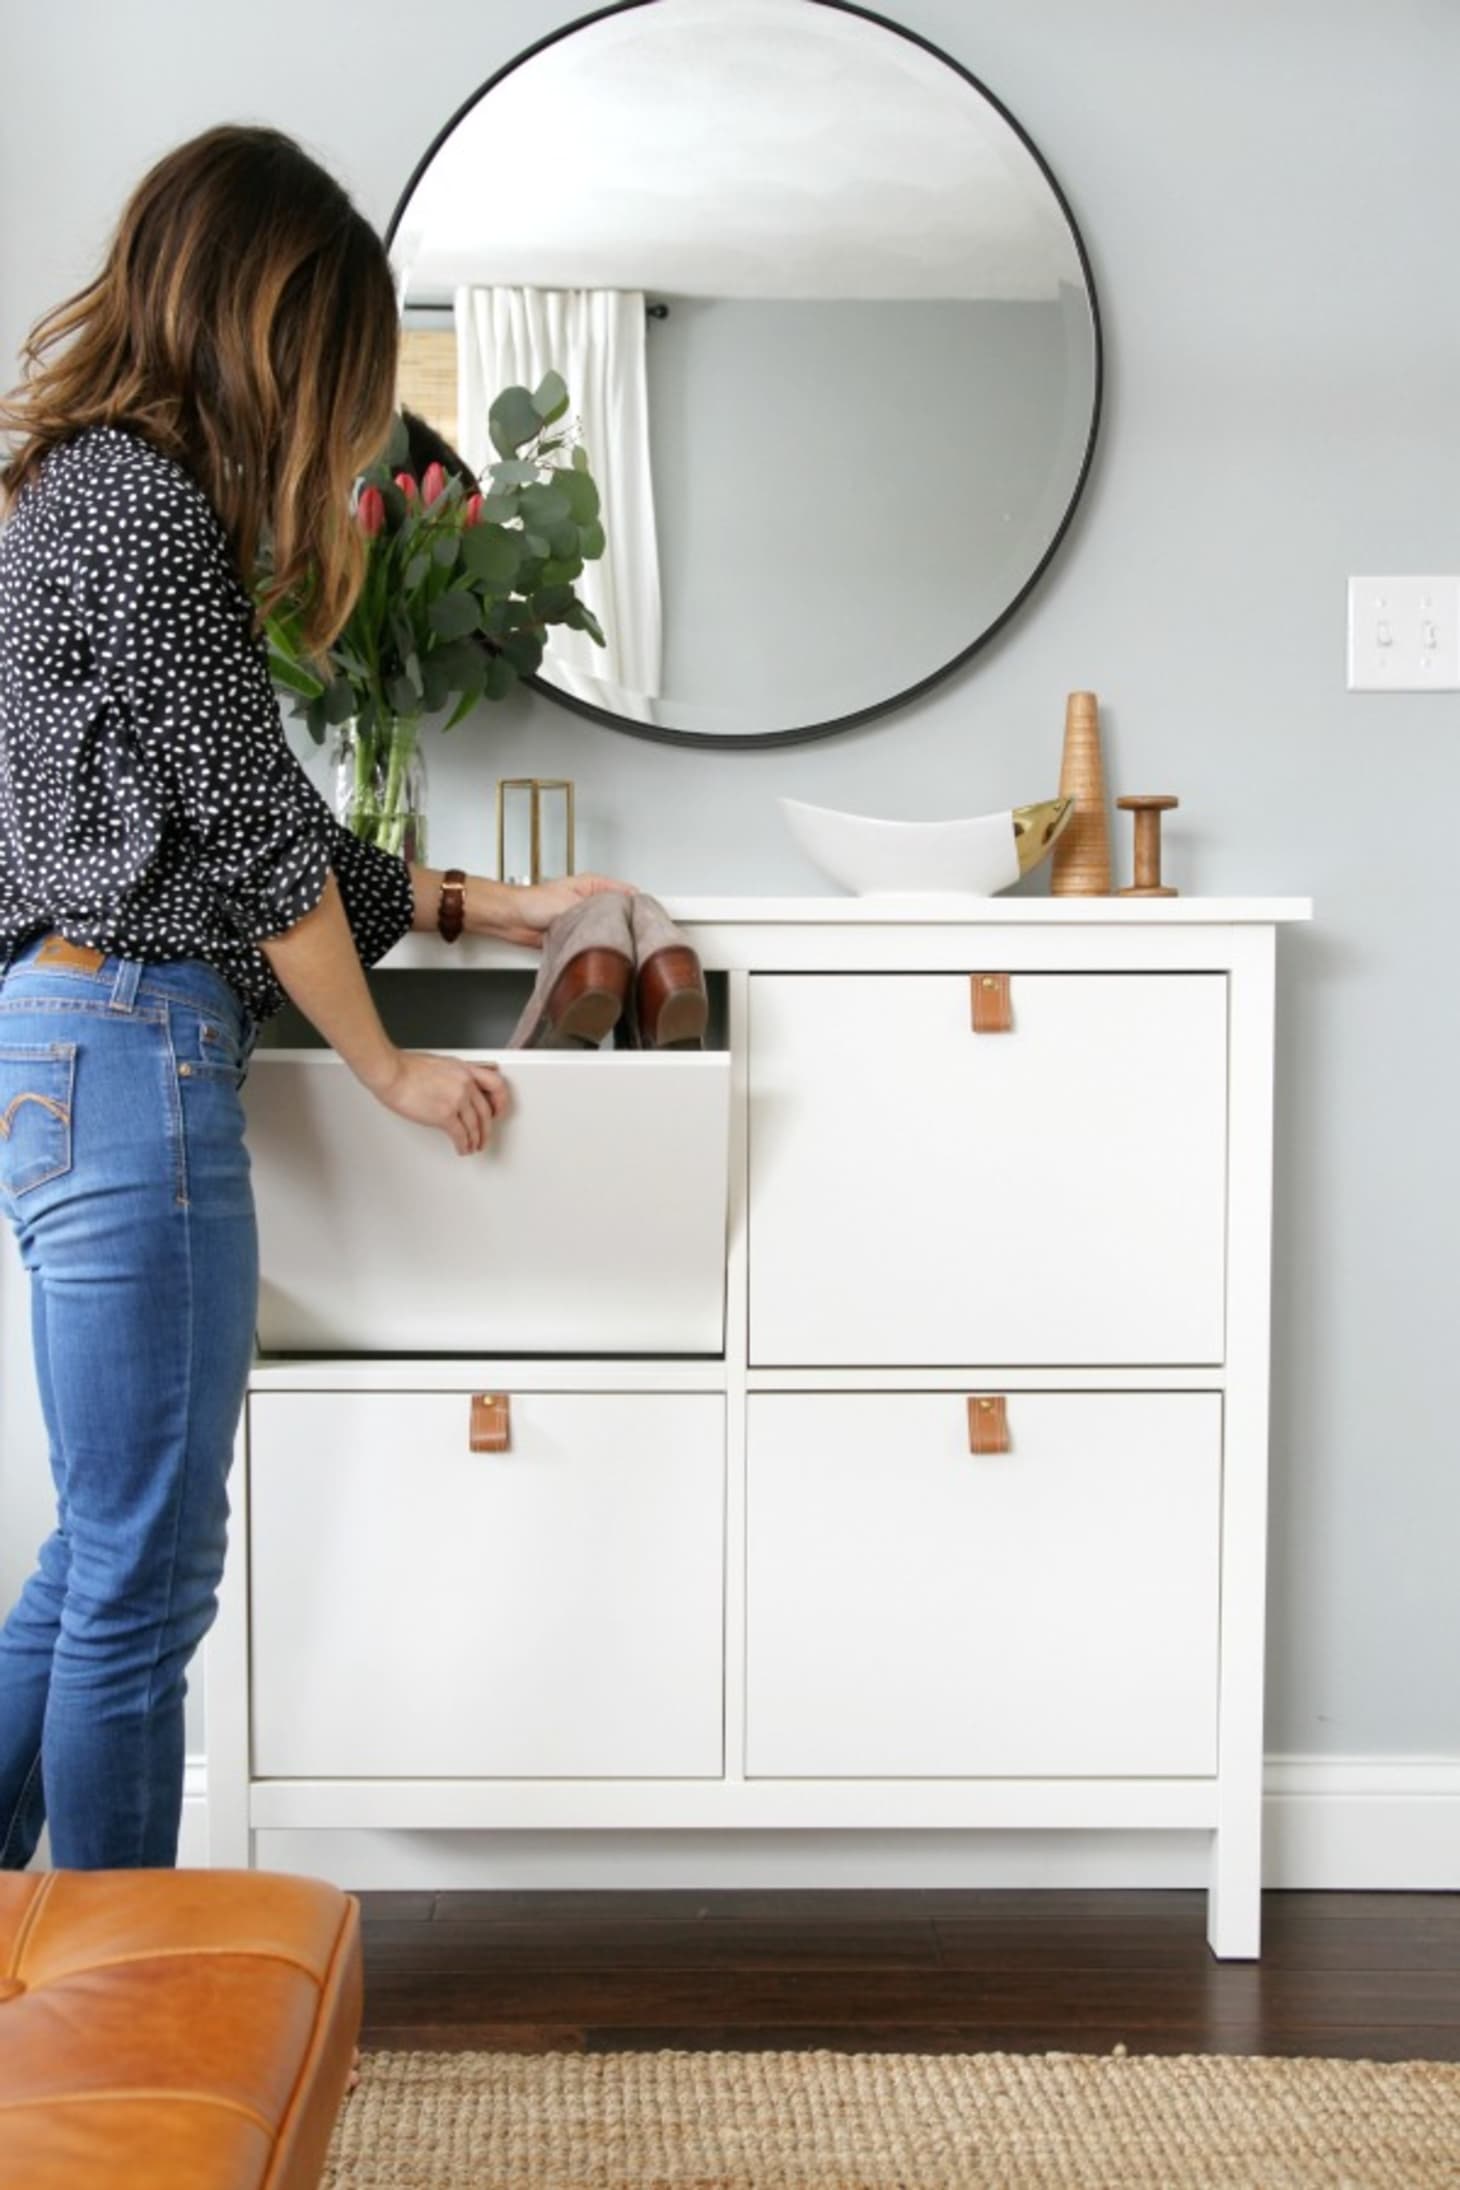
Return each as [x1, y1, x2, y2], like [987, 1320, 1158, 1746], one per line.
[437, 867, 467, 944]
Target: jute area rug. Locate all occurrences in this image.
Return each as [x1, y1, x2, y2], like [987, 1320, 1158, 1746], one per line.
[323, 2046, 1460, 2189]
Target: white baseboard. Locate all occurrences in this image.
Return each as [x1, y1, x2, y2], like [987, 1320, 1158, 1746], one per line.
[1262, 1754, 1460, 1889]
[176, 1754, 1458, 1891]
[177, 1755, 211, 1870]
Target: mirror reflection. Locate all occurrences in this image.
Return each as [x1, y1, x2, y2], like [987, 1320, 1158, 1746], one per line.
[388, 0, 1101, 745]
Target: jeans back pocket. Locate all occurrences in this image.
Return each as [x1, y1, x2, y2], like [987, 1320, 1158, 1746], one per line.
[0, 1043, 76, 1197]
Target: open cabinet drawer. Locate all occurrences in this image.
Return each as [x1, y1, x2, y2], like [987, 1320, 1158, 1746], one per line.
[244, 1051, 731, 1354]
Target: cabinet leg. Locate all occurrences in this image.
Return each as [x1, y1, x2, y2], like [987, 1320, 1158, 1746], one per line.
[1207, 1824, 1262, 1959]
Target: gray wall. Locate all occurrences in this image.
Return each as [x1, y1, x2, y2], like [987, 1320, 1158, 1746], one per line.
[2, 0, 1458, 1768]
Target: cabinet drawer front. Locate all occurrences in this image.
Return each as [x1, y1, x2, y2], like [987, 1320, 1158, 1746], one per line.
[746, 1392, 1221, 1777]
[749, 974, 1227, 1365]
[245, 1051, 730, 1354]
[250, 1392, 724, 1778]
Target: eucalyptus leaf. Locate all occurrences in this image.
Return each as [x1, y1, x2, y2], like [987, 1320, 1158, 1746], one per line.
[431, 532, 460, 568]
[388, 670, 422, 714]
[489, 459, 541, 486]
[522, 533, 550, 560]
[532, 369, 569, 422]
[389, 608, 416, 670]
[485, 653, 519, 701]
[489, 384, 543, 458]
[571, 446, 590, 472]
[405, 551, 430, 590]
[461, 523, 523, 588]
[428, 589, 482, 641]
[323, 677, 357, 727]
[559, 468, 600, 524]
[483, 488, 519, 522]
[539, 556, 584, 587]
[532, 583, 576, 622]
[429, 636, 489, 691]
[421, 651, 453, 713]
[579, 518, 606, 560]
[547, 520, 579, 559]
[519, 482, 571, 528]
[500, 628, 545, 676]
[457, 643, 490, 696]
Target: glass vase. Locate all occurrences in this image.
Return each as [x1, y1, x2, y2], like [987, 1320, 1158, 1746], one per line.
[335, 715, 428, 862]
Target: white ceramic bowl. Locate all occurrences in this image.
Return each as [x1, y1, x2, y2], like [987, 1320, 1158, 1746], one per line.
[779, 795, 1071, 898]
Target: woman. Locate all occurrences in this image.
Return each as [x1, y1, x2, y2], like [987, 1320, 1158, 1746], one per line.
[0, 124, 628, 1871]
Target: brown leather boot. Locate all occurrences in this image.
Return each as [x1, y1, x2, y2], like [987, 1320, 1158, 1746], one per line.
[629, 894, 708, 1049]
[507, 891, 634, 1048]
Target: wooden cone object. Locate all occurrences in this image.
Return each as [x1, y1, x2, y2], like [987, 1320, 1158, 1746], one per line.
[1049, 690, 1111, 895]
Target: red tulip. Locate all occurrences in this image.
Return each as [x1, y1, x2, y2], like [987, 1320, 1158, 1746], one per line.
[422, 461, 448, 507]
[357, 485, 386, 538]
[463, 492, 483, 527]
[394, 471, 418, 502]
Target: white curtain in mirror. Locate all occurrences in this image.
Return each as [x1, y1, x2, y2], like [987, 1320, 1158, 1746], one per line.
[456, 286, 663, 711]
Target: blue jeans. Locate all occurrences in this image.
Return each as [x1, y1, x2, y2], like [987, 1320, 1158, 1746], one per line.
[0, 937, 258, 1868]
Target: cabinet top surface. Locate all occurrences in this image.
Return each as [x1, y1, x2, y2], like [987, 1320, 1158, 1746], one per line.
[611, 896, 1310, 924]
[380, 895, 1310, 971]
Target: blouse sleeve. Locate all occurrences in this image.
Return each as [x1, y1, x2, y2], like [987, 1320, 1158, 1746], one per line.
[76, 453, 412, 959]
[324, 815, 416, 968]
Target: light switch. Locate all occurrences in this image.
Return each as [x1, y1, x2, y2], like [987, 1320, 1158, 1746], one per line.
[1348, 576, 1460, 690]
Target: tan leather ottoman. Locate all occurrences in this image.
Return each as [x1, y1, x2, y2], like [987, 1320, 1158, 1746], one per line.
[0, 1869, 362, 2189]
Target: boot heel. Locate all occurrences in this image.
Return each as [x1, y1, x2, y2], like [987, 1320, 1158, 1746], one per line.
[531, 947, 632, 1048]
[637, 946, 708, 1050]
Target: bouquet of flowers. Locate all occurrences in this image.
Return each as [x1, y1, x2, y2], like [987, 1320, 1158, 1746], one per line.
[262, 372, 606, 856]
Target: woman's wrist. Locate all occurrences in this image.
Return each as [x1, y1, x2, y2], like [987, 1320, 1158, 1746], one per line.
[407, 866, 519, 941]
[352, 1036, 405, 1098]
[463, 876, 519, 939]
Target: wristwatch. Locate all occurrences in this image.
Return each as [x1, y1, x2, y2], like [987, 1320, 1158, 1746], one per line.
[437, 868, 467, 944]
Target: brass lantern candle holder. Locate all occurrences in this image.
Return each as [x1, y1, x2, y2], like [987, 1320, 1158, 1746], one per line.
[495, 778, 576, 884]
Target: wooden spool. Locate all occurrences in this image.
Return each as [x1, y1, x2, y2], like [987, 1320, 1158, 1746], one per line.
[1049, 691, 1111, 896]
[1117, 795, 1179, 897]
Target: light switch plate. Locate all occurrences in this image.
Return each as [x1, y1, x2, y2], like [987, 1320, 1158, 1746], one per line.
[1348, 575, 1460, 690]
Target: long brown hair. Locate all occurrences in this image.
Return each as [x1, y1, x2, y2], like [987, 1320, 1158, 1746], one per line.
[0, 125, 399, 656]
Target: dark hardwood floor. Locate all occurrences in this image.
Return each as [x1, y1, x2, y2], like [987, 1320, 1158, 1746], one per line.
[356, 1889, 1460, 2061]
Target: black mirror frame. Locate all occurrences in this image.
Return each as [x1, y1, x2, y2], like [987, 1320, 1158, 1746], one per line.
[384, 0, 1104, 751]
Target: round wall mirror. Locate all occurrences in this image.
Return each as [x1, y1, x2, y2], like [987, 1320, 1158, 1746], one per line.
[386, 0, 1102, 748]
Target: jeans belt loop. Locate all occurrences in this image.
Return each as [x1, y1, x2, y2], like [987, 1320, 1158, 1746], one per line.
[108, 955, 144, 1013]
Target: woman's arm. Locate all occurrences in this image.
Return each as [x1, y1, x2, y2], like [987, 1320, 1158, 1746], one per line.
[406, 867, 634, 950]
[261, 874, 505, 1156]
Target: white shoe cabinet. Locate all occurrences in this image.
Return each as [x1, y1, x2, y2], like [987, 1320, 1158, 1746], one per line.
[205, 896, 1309, 1958]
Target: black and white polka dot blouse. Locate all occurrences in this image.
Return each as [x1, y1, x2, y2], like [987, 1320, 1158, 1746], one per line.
[0, 421, 414, 1025]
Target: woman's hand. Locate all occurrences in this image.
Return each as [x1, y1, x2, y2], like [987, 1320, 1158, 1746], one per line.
[491, 872, 634, 950]
[366, 1048, 509, 1155]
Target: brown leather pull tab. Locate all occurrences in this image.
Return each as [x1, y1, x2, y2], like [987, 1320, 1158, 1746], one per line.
[970, 973, 1013, 1033]
[470, 1393, 511, 1452]
[967, 1395, 1010, 1454]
